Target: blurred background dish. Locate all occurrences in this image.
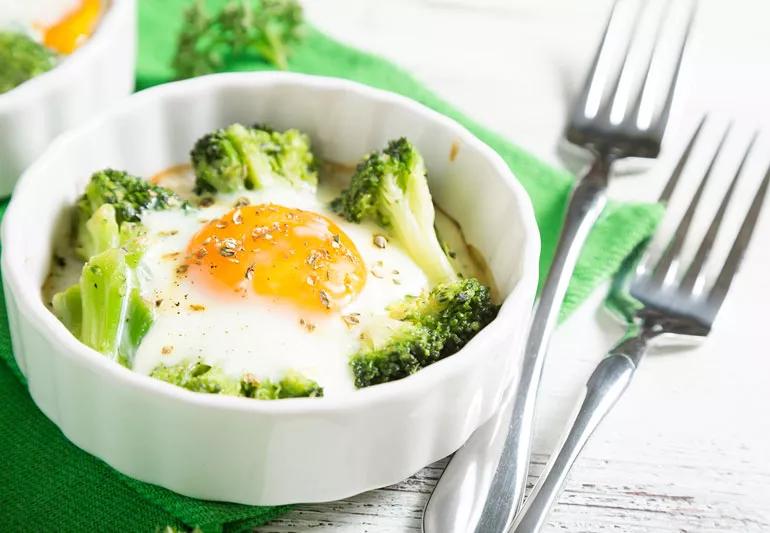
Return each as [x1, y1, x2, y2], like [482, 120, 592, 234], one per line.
[0, 0, 135, 196]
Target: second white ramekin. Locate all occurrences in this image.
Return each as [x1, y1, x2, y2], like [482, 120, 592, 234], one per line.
[0, 0, 136, 196]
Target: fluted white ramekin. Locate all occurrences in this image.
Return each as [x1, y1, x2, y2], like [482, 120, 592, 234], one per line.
[0, 0, 136, 196]
[1, 73, 539, 505]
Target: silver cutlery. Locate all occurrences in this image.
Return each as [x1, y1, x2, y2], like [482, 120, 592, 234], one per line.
[422, 2, 695, 532]
[511, 118, 768, 532]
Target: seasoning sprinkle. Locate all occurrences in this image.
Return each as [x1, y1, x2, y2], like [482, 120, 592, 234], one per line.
[252, 226, 269, 239]
[342, 313, 360, 328]
[306, 249, 323, 268]
[175, 264, 189, 275]
[319, 290, 331, 309]
[245, 264, 254, 280]
[219, 238, 239, 257]
[232, 209, 243, 225]
[189, 304, 206, 311]
[299, 318, 317, 332]
[161, 345, 174, 355]
[331, 234, 341, 249]
[195, 247, 208, 259]
[242, 372, 259, 385]
[234, 196, 250, 207]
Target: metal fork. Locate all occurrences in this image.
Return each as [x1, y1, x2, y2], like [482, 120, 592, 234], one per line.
[511, 119, 769, 532]
[423, 2, 694, 532]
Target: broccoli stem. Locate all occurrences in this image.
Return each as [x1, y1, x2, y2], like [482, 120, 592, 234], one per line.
[76, 203, 120, 260]
[79, 249, 132, 360]
[52, 284, 83, 339]
[54, 248, 153, 367]
[332, 138, 457, 285]
[381, 172, 457, 284]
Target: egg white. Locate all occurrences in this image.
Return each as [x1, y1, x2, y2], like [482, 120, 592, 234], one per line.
[131, 183, 429, 396]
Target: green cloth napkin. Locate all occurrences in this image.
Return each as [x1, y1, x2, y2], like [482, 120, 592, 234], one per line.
[0, 1, 661, 531]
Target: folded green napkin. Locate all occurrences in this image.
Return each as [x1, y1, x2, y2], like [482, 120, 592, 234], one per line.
[0, 1, 660, 531]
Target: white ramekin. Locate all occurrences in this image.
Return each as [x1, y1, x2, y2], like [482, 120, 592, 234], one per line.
[0, 0, 136, 196]
[1, 72, 539, 505]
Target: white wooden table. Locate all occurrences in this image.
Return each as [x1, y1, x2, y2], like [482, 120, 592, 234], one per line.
[258, 1, 770, 530]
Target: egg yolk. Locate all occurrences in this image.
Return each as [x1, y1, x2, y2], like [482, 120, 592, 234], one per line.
[185, 204, 367, 313]
[41, 0, 102, 54]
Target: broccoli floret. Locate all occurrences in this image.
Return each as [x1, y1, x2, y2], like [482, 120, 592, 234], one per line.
[332, 138, 456, 284]
[349, 322, 438, 388]
[53, 248, 154, 367]
[0, 32, 57, 94]
[241, 369, 324, 399]
[191, 123, 317, 193]
[150, 363, 324, 399]
[350, 278, 498, 388]
[276, 369, 324, 398]
[77, 169, 184, 224]
[75, 169, 184, 260]
[151, 361, 241, 395]
[250, 0, 304, 70]
[270, 128, 317, 187]
[389, 277, 499, 355]
[172, 0, 303, 78]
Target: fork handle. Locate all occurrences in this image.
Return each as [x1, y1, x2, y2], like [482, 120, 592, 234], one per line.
[423, 155, 612, 533]
[510, 334, 648, 533]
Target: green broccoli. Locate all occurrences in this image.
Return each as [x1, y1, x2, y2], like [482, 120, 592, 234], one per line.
[76, 204, 120, 260]
[151, 361, 241, 395]
[332, 138, 456, 284]
[52, 248, 154, 367]
[191, 123, 317, 193]
[74, 169, 184, 260]
[119, 222, 149, 269]
[350, 278, 498, 388]
[76, 168, 185, 225]
[0, 32, 57, 94]
[241, 369, 324, 399]
[150, 362, 324, 399]
[51, 284, 83, 339]
[173, 0, 304, 78]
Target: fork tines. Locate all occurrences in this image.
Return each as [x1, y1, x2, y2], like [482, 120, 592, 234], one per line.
[636, 117, 769, 324]
[568, 0, 696, 157]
